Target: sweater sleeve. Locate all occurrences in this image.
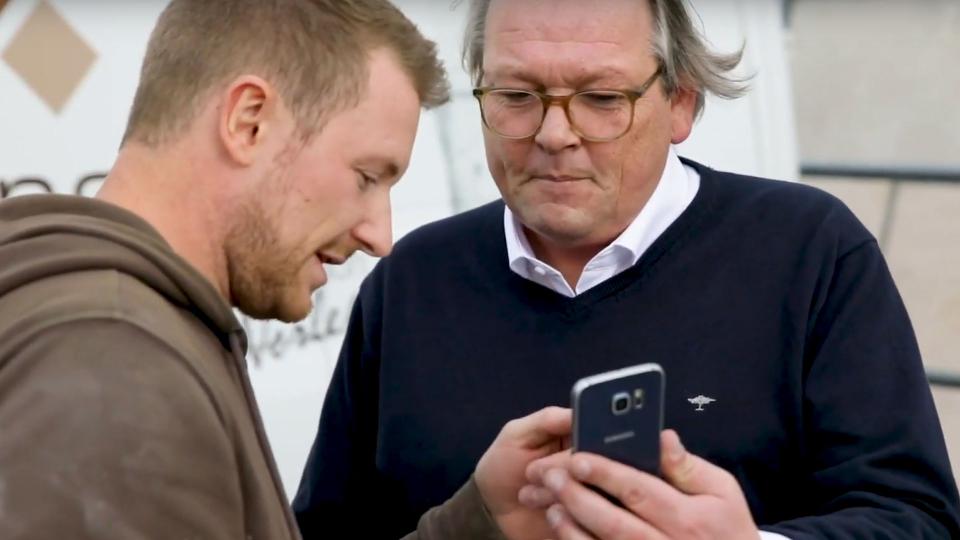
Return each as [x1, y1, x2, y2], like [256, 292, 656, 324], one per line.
[764, 239, 960, 539]
[0, 319, 244, 540]
[400, 477, 507, 540]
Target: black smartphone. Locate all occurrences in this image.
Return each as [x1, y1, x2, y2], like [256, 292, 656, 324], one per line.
[571, 363, 664, 476]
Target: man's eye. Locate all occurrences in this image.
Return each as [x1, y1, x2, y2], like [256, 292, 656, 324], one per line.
[358, 172, 377, 191]
[579, 92, 628, 108]
[492, 91, 537, 106]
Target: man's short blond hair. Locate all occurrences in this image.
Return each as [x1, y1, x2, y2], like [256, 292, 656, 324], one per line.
[123, 0, 449, 147]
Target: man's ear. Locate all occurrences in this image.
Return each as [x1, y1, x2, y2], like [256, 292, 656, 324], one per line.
[219, 75, 278, 166]
[669, 83, 699, 144]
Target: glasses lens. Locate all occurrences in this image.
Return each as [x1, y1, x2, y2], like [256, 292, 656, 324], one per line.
[482, 90, 543, 138]
[569, 91, 632, 140]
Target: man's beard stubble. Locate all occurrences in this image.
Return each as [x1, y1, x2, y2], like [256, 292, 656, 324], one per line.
[224, 197, 308, 323]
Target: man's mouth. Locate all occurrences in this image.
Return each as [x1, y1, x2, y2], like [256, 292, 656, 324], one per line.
[530, 174, 589, 183]
[316, 252, 346, 265]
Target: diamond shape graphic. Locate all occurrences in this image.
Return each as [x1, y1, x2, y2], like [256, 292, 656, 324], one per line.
[2, 1, 97, 113]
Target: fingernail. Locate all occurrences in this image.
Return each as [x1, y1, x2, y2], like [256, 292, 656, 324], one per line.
[544, 468, 567, 491]
[571, 457, 591, 480]
[528, 486, 554, 507]
[547, 505, 563, 528]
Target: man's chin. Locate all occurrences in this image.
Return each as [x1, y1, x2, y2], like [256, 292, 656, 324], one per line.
[272, 297, 313, 324]
[235, 293, 312, 323]
[523, 209, 595, 244]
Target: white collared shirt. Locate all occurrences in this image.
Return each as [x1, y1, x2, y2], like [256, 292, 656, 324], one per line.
[504, 147, 700, 297]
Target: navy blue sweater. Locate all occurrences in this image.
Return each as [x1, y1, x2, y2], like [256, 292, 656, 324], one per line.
[293, 161, 960, 539]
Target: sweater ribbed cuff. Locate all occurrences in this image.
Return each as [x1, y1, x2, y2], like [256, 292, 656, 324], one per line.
[406, 476, 506, 540]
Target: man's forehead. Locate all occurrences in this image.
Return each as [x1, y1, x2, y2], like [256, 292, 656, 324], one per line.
[483, 1, 654, 67]
[482, 1, 655, 86]
[483, 60, 637, 87]
[486, 0, 652, 41]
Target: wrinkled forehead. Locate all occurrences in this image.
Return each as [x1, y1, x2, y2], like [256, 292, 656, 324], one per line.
[482, 0, 657, 85]
[486, 0, 652, 43]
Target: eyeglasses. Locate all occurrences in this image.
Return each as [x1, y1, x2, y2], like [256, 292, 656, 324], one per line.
[472, 66, 663, 142]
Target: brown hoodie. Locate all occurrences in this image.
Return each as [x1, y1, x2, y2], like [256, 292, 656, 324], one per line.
[0, 195, 501, 540]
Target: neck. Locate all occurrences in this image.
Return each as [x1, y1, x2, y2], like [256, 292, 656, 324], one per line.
[96, 141, 231, 300]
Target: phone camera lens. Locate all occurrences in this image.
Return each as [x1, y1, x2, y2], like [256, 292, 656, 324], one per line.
[611, 392, 631, 415]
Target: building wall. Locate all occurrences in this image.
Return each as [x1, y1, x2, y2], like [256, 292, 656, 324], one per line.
[789, 0, 960, 480]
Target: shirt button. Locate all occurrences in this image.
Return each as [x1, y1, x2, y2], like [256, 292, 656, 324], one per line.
[533, 266, 547, 276]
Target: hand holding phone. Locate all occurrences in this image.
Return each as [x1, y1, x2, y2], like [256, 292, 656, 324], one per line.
[571, 363, 664, 476]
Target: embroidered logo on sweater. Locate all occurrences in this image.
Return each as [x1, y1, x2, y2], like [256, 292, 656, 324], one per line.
[688, 395, 716, 411]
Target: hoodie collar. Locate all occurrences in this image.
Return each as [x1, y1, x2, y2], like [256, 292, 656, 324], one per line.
[0, 194, 246, 352]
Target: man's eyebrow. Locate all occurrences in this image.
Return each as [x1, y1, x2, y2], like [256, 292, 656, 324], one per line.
[365, 158, 399, 179]
[387, 161, 400, 178]
[484, 65, 630, 88]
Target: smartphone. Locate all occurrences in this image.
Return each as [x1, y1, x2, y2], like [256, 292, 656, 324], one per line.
[571, 363, 664, 476]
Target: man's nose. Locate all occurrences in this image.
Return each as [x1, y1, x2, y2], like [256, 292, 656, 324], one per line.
[354, 192, 393, 258]
[534, 103, 581, 152]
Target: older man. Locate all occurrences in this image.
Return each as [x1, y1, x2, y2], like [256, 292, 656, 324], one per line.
[294, 0, 960, 538]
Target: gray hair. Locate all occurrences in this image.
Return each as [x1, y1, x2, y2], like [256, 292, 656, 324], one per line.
[461, 0, 749, 119]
